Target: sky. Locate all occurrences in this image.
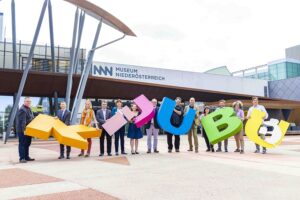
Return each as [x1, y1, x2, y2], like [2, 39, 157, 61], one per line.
[1, 0, 300, 73]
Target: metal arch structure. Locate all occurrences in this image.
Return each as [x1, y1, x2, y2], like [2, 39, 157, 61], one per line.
[64, 0, 136, 37]
[64, 0, 137, 112]
[5, 0, 136, 143]
[5, 0, 56, 143]
[62, 0, 136, 125]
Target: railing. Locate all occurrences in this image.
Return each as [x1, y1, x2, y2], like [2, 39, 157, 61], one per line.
[0, 111, 11, 138]
[232, 64, 269, 80]
[0, 39, 86, 74]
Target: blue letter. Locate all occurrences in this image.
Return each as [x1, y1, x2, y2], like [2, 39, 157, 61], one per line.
[157, 97, 195, 135]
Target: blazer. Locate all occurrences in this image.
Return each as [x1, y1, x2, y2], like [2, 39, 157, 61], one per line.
[16, 105, 34, 133]
[57, 109, 71, 125]
[96, 109, 112, 126]
[145, 107, 160, 129]
[111, 107, 118, 116]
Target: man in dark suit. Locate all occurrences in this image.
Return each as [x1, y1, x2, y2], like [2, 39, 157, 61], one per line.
[112, 99, 127, 156]
[145, 98, 160, 153]
[16, 97, 35, 163]
[96, 100, 112, 156]
[57, 101, 71, 159]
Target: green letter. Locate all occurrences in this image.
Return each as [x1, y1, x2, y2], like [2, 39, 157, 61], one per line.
[202, 107, 242, 144]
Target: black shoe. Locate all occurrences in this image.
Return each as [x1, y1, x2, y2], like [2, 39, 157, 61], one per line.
[78, 153, 84, 157]
[108, 153, 112, 156]
[99, 154, 104, 157]
[216, 149, 222, 152]
[262, 150, 267, 154]
[211, 148, 215, 152]
[121, 152, 127, 155]
[187, 149, 193, 152]
[175, 149, 180, 153]
[225, 149, 228, 153]
[116, 153, 119, 156]
[234, 149, 240, 152]
[147, 150, 151, 154]
[135, 151, 139, 154]
[206, 149, 210, 152]
[154, 149, 159, 153]
[25, 157, 35, 161]
[66, 156, 70, 159]
[131, 151, 136, 155]
[168, 149, 172, 153]
[254, 150, 260, 153]
[58, 155, 64, 159]
[19, 159, 27, 163]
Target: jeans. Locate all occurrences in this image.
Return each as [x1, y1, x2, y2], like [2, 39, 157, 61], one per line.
[217, 139, 228, 151]
[203, 128, 214, 150]
[255, 134, 266, 151]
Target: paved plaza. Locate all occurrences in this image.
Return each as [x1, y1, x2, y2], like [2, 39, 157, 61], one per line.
[0, 135, 300, 200]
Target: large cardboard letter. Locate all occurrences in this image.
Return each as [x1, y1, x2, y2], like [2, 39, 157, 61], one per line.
[25, 114, 101, 149]
[133, 94, 155, 128]
[102, 106, 136, 136]
[202, 107, 242, 144]
[157, 97, 195, 135]
[245, 109, 289, 148]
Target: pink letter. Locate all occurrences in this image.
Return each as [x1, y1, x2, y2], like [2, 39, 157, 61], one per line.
[133, 94, 155, 128]
[102, 112, 128, 136]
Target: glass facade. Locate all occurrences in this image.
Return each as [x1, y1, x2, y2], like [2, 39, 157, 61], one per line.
[233, 60, 300, 81]
[287, 62, 300, 78]
[268, 62, 300, 81]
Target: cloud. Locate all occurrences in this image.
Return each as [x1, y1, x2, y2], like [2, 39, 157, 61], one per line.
[134, 23, 185, 41]
[1, 0, 300, 73]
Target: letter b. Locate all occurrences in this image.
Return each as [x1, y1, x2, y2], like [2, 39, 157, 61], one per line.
[202, 107, 242, 144]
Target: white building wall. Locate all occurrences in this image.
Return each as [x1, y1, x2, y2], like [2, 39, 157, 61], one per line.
[93, 61, 269, 97]
[0, 13, 3, 42]
[286, 45, 300, 60]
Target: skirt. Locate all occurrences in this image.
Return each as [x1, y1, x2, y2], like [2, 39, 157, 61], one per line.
[127, 123, 143, 139]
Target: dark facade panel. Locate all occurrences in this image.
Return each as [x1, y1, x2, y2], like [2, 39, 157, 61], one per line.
[269, 76, 300, 101]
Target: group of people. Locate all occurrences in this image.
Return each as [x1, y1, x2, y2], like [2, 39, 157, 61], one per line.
[199, 97, 268, 154]
[16, 96, 269, 163]
[76, 99, 145, 158]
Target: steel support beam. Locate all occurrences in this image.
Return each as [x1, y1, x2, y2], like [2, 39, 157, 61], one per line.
[48, 0, 56, 72]
[5, 0, 48, 144]
[70, 20, 102, 125]
[11, 0, 17, 69]
[73, 11, 85, 74]
[65, 8, 79, 110]
[54, 91, 59, 116]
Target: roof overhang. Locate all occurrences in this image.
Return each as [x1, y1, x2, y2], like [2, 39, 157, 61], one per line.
[1, 69, 300, 109]
[64, 0, 136, 37]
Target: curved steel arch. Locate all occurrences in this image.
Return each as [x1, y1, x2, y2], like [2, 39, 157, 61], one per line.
[64, 0, 136, 36]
